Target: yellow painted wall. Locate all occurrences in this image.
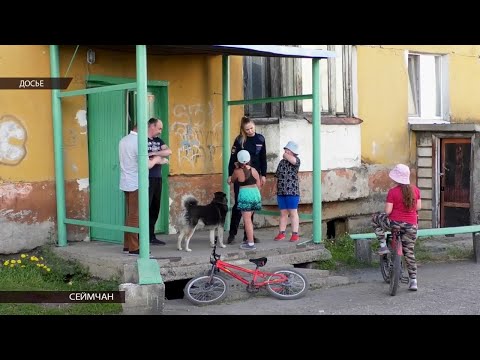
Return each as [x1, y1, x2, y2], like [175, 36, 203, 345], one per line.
[61, 46, 243, 177]
[449, 53, 480, 122]
[357, 45, 480, 165]
[357, 46, 409, 165]
[0, 45, 244, 182]
[0, 45, 54, 181]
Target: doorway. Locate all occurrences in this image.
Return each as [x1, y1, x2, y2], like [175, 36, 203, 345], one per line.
[87, 76, 169, 243]
[440, 138, 471, 227]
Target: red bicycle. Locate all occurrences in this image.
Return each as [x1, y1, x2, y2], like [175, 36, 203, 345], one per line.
[379, 229, 409, 296]
[184, 239, 309, 305]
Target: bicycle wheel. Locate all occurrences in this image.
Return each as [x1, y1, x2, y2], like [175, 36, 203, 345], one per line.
[389, 253, 401, 296]
[266, 269, 309, 300]
[380, 254, 391, 284]
[184, 275, 229, 305]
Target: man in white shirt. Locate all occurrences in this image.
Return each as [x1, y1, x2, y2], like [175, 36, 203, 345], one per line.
[119, 125, 167, 255]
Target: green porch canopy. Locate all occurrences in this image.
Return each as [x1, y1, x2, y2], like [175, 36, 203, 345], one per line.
[50, 45, 335, 285]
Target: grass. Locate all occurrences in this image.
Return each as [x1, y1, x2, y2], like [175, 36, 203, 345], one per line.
[414, 238, 437, 262]
[415, 238, 473, 263]
[314, 232, 474, 272]
[315, 234, 374, 271]
[0, 246, 122, 315]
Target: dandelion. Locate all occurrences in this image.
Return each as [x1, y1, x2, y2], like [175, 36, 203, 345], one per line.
[21, 265, 26, 268]
[21, 254, 27, 258]
[3, 260, 9, 266]
[10, 264, 14, 268]
[40, 257, 44, 260]
[46, 268, 51, 272]
[17, 260, 21, 264]
[11, 260, 16, 264]
[36, 263, 41, 267]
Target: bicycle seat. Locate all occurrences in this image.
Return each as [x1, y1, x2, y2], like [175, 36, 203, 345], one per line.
[249, 257, 267, 267]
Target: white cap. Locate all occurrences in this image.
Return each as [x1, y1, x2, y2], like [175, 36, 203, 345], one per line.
[237, 150, 250, 164]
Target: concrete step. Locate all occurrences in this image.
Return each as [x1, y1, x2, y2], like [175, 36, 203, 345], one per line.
[124, 244, 332, 283]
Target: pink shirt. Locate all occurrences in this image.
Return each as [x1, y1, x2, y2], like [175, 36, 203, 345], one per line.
[386, 185, 421, 225]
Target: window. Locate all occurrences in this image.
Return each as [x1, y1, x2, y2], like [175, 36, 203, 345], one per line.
[408, 52, 448, 122]
[243, 45, 352, 118]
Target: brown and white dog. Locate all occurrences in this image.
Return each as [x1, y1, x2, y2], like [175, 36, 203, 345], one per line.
[177, 192, 228, 252]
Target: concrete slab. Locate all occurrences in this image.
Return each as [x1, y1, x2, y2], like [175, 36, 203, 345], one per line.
[53, 227, 332, 284]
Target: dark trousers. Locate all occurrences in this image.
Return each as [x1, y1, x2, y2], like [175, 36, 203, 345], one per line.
[149, 177, 162, 239]
[229, 181, 254, 239]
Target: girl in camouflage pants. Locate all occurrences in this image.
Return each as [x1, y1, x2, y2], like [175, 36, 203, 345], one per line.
[372, 212, 418, 280]
[372, 164, 421, 291]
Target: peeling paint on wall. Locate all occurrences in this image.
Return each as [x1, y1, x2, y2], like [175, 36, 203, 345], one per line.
[0, 183, 33, 200]
[76, 110, 87, 128]
[76, 178, 89, 191]
[0, 209, 33, 221]
[0, 115, 27, 165]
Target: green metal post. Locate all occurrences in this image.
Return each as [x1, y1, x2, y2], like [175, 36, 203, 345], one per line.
[136, 45, 150, 260]
[49, 45, 67, 247]
[222, 55, 231, 231]
[135, 45, 162, 284]
[312, 58, 322, 243]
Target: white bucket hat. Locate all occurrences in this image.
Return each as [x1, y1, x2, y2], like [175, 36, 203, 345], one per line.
[284, 141, 299, 155]
[237, 150, 251, 164]
[389, 164, 410, 185]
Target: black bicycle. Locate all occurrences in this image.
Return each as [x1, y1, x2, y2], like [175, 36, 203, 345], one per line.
[379, 230, 409, 296]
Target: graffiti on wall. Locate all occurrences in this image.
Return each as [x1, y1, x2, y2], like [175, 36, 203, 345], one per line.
[171, 101, 222, 167]
[0, 115, 27, 165]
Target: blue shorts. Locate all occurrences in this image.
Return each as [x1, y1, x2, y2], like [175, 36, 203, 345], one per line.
[277, 195, 300, 210]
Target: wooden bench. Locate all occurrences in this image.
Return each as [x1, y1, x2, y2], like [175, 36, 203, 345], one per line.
[349, 225, 480, 264]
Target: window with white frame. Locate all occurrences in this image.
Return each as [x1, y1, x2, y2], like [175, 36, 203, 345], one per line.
[408, 52, 449, 122]
[243, 45, 352, 118]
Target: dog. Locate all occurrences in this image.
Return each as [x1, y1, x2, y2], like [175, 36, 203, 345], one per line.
[177, 191, 228, 252]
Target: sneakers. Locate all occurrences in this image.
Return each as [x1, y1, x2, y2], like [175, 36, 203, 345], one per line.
[123, 247, 129, 254]
[227, 235, 236, 244]
[239, 243, 256, 250]
[409, 278, 418, 291]
[243, 235, 260, 243]
[378, 245, 390, 255]
[274, 233, 300, 242]
[274, 233, 286, 241]
[150, 237, 166, 246]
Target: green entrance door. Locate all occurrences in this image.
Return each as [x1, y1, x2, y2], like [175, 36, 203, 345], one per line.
[87, 90, 127, 243]
[87, 77, 169, 243]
